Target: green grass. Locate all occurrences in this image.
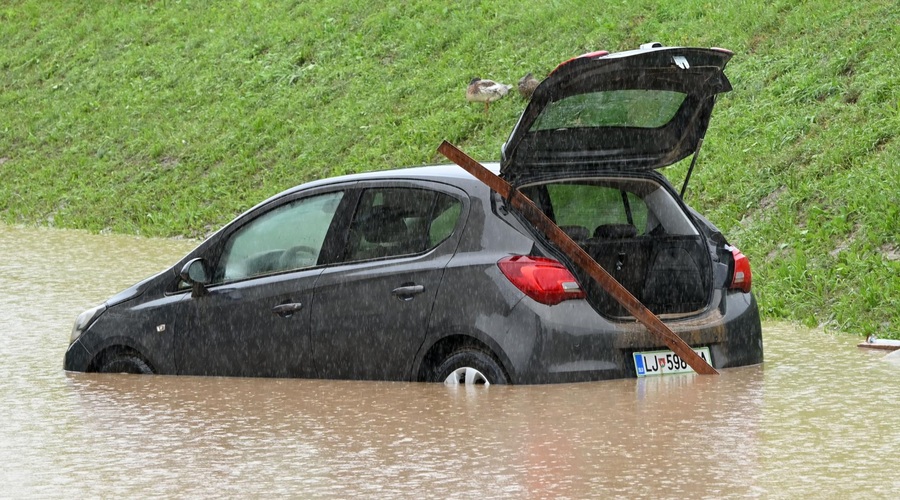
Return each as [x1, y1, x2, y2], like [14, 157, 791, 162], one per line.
[1, 0, 898, 337]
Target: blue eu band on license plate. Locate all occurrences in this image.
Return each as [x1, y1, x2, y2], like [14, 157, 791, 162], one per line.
[633, 347, 712, 377]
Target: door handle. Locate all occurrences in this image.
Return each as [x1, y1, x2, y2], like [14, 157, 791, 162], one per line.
[391, 284, 425, 300]
[272, 302, 303, 317]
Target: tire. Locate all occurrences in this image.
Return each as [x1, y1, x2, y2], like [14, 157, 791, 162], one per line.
[433, 348, 508, 386]
[97, 353, 153, 375]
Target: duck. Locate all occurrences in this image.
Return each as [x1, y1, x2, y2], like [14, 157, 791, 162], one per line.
[466, 78, 512, 112]
[517, 73, 540, 100]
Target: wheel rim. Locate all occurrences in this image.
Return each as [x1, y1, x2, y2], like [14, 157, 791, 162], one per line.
[443, 367, 490, 386]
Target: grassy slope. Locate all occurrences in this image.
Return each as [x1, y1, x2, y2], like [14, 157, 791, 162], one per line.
[1, 0, 898, 336]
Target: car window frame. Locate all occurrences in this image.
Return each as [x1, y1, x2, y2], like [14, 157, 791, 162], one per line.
[169, 178, 471, 293]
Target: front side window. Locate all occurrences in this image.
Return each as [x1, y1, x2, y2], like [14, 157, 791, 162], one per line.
[344, 187, 461, 262]
[216, 191, 344, 282]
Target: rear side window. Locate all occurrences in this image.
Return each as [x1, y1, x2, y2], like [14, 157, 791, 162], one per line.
[344, 187, 461, 262]
[541, 183, 649, 238]
[428, 198, 461, 247]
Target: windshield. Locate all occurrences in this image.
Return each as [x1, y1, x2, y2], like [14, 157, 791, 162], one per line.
[530, 90, 687, 131]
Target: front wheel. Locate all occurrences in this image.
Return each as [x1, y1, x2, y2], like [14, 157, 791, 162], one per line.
[96, 353, 153, 375]
[433, 348, 508, 386]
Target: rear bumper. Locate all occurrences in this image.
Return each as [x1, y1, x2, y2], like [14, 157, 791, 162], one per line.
[506, 289, 763, 384]
[613, 290, 763, 368]
[707, 291, 764, 369]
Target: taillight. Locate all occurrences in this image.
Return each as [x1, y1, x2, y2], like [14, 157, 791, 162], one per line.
[727, 245, 752, 293]
[498, 255, 586, 305]
[549, 50, 610, 75]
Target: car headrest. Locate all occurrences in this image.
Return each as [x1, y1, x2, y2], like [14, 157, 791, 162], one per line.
[560, 225, 590, 241]
[593, 224, 638, 239]
[360, 206, 410, 244]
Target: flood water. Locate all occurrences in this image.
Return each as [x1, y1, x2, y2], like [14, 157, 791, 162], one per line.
[2, 223, 899, 498]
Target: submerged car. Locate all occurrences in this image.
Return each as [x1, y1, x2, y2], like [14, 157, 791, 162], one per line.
[65, 44, 762, 384]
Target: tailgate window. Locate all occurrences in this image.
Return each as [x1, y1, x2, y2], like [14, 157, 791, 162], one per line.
[531, 90, 686, 131]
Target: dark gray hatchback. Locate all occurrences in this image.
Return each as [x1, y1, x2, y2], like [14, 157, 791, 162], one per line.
[65, 45, 763, 384]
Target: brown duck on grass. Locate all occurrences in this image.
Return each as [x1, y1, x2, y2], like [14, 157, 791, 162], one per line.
[466, 78, 512, 112]
[517, 73, 540, 100]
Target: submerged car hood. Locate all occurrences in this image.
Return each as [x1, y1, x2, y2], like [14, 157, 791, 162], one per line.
[500, 46, 733, 186]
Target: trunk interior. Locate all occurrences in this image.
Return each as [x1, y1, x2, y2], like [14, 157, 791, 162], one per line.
[521, 176, 713, 317]
[579, 233, 710, 316]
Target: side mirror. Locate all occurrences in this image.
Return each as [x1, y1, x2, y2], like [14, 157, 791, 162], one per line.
[179, 258, 210, 298]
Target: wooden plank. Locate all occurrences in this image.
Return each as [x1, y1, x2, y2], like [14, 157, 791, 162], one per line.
[438, 140, 718, 375]
[857, 339, 900, 351]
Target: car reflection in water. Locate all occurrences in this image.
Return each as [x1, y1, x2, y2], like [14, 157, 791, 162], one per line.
[63, 365, 764, 498]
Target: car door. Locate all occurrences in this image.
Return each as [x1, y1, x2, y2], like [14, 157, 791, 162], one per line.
[309, 183, 466, 381]
[175, 189, 350, 378]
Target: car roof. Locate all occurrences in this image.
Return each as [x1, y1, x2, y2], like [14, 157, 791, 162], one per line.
[341, 162, 496, 182]
[243, 162, 501, 214]
[306, 162, 500, 189]
[205, 162, 501, 248]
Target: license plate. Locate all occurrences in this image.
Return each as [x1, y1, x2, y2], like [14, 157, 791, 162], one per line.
[633, 347, 712, 377]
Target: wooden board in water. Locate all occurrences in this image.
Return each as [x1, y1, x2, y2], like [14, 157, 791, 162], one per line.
[857, 339, 900, 351]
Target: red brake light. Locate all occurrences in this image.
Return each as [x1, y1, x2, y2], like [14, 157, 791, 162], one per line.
[549, 50, 610, 75]
[498, 255, 586, 305]
[728, 245, 752, 293]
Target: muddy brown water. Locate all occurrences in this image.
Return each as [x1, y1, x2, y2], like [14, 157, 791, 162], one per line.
[2, 223, 899, 498]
